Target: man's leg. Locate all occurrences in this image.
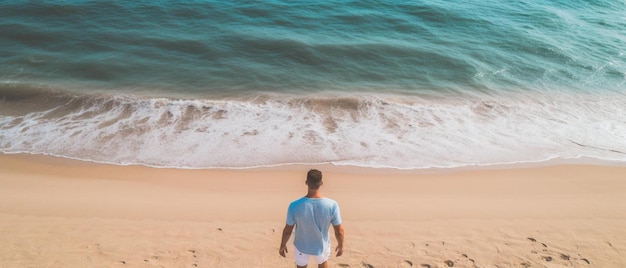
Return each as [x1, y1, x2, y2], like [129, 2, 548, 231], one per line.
[315, 243, 330, 268]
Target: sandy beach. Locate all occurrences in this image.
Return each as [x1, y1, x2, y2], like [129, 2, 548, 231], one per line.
[1, 153, 625, 267]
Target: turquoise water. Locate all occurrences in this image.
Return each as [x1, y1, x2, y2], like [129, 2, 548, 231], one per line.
[1, 1, 625, 169]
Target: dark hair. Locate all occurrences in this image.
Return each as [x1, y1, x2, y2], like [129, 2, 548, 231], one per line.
[306, 169, 323, 189]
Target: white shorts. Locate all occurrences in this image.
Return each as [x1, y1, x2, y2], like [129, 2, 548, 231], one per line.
[293, 244, 331, 266]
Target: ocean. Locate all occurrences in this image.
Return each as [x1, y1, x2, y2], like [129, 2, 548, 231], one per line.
[1, 1, 625, 169]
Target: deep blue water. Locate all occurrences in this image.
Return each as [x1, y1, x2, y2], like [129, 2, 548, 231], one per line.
[1, 1, 625, 169]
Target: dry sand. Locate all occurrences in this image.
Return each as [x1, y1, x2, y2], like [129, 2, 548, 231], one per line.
[1, 153, 625, 267]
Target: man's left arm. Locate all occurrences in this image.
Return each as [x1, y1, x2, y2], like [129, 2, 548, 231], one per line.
[279, 224, 294, 257]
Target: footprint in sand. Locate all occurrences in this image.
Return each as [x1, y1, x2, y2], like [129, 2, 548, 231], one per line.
[188, 249, 198, 266]
[444, 260, 454, 267]
[542, 256, 552, 262]
[360, 262, 374, 268]
[338, 264, 350, 268]
[188, 249, 198, 258]
[400, 260, 413, 267]
[420, 264, 431, 268]
[144, 255, 160, 264]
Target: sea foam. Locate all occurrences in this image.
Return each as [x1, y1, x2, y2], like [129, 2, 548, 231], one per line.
[1, 87, 625, 169]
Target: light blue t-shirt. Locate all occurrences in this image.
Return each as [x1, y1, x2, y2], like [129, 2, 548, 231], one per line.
[286, 197, 342, 255]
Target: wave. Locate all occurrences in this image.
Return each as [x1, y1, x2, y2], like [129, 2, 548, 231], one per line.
[1, 85, 625, 169]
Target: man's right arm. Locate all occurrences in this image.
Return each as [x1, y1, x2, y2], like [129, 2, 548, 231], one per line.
[333, 224, 344, 257]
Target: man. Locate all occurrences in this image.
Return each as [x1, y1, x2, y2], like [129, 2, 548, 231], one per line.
[279, 169, 345, 268]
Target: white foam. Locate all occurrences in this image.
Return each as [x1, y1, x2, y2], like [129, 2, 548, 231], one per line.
[1, 90, 625, 169]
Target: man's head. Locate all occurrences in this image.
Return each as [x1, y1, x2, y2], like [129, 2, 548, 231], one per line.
[306, 169, 323, 190]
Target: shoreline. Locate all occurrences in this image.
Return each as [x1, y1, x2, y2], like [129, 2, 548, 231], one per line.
[3, 151, 626, 175]
[1, 153, 626, 267]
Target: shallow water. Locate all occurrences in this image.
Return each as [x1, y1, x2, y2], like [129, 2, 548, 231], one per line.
[1, 1, 625, 169]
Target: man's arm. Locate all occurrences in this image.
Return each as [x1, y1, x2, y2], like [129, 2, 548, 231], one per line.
[279, 224, 294, 257]
[333, 224, 344, 257]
